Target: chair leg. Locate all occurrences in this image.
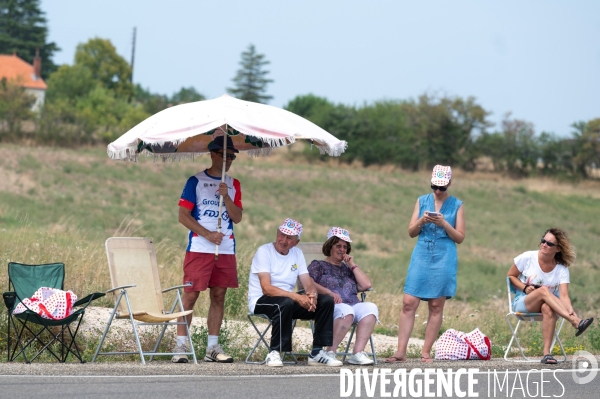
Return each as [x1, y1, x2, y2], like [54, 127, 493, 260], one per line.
[92, 296, 120, 362]
[341, 324, 357, 363]
[123, 291, 146, 365]
[245, 315, 272, 364]
[368, 334, 377, 364]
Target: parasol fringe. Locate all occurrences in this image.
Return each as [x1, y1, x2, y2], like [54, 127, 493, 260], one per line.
[107, 137, 348, 161]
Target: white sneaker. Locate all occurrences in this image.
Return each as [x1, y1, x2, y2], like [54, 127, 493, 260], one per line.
[348, 351, 374, 365]
[171, 344, 190, 363]
[308, 349, 343, 367]
[265, 350, 283, 367]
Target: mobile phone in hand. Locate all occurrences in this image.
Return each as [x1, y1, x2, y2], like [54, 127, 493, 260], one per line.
[428, 212, 441, 217]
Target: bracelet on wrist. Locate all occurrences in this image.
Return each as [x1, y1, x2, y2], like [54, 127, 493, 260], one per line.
[351, 265, 358, 271]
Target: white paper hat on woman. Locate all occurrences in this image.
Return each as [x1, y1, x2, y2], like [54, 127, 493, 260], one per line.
[431, 165, 452, 186]
[327, 227, 352, 243]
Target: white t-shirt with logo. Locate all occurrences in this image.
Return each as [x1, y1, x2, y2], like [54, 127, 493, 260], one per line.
[513, 250, 570, 304]
[247, 243, 308, 313]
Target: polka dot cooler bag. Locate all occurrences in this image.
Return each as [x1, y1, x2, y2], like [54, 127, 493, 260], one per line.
[435, 328, 492, 360]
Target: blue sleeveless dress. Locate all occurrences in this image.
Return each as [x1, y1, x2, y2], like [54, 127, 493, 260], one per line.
[403, 193, 463, 300]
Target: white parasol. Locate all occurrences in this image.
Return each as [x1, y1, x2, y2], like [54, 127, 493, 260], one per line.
[107, 94, 347, 257]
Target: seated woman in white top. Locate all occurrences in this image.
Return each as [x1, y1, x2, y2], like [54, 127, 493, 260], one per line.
[507, 227, 593, 365]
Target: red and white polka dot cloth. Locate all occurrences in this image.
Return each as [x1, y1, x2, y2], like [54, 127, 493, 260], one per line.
[12, 287, 77, 320]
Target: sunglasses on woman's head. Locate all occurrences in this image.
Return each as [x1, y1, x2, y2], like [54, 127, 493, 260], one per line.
[431, 184, 448, 192]
[540, 238, 557, 247]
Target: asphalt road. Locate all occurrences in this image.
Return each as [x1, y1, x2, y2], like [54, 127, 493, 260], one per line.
[1, 359, 599, 398]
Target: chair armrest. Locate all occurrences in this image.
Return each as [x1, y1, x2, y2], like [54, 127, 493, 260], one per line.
[358, 287, 373, 302]
[73, 292, 106, 307]
[162, 282, 192, 293]
[106, 284, 136, 294]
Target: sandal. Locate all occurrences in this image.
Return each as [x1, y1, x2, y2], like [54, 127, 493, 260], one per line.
[541, 354, 558, 364]
[575, 318, 594, 337]
[421, 356, 433, 363]
[384, 354, 407, 364]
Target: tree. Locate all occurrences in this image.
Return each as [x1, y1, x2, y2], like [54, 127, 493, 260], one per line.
[571, 118, 600, 178]
[45, 64, 97, 102]
[0, 77, 36, 138]
[0, 0, 59, 78]
[74, 38, 134, 99]
[227, 44, 273, 103]
[170, 86, 205, 105]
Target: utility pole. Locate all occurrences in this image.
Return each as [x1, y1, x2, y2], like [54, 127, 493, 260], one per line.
[130, 27, 137, 83]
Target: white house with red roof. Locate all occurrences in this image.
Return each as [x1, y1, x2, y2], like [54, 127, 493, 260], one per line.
[0, 50, 47, 111]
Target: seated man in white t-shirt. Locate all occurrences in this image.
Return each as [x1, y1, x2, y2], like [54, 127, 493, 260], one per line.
[247, 218, 342, 367]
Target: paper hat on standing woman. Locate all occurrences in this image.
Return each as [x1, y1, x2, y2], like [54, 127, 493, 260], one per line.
[431, 165, 452, 186]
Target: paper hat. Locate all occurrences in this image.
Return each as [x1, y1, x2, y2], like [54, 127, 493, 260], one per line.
[279, 218, 303, 237]
[431, 165, 452, 186]
[327, 227, 352, 243]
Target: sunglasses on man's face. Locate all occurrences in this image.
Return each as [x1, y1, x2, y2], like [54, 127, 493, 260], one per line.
[215, 151, 237, 161]
[431, 184, 448, 192]
[540, 238, 557, 247]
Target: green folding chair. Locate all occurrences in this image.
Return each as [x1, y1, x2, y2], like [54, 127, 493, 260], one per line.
[2, 262, 105, 363]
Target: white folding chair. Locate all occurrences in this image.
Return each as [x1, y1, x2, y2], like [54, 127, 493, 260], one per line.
[504, 276, 566, 362]
[92, 237, 197, 364]
[299, 242, 377, 364]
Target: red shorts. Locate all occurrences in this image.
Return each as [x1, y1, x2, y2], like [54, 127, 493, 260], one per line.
[182, 252, 238, 292]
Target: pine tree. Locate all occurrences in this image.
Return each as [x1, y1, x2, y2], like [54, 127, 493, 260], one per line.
[227, 44, 273, 104]
[0, 0, 60, 78]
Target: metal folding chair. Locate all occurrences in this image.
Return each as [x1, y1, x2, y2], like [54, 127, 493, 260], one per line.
[245, 314, 306, 364]
[504, 276, 566, 362]
[92, 237, 196, 364]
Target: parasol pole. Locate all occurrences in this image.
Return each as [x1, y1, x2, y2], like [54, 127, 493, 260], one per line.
[215, 125, 227, 260]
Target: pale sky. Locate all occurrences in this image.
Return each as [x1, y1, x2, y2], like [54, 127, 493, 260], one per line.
[41, 0, 599, 136]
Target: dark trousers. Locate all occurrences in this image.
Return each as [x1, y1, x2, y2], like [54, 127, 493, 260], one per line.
[254, 294, 334, 352]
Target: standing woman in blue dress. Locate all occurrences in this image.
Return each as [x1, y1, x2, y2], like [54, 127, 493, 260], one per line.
[385, 165, 466, 363]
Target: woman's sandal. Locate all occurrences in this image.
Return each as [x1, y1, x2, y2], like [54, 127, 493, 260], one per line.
[384, 354, 407, 364]
[575, 318, 594, 337]
[541, 354, 558, 364]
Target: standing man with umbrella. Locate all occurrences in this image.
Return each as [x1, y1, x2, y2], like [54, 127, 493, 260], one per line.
[172, 135, 243, 363]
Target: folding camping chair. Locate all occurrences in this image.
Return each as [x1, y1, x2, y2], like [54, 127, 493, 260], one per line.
[92, 237, 197, 364]
[504, 276, 566, 362]
[3, 262, 105, 363]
